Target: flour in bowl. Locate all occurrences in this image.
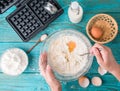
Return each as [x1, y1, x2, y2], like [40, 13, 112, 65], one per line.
[48, 34, 89, 76]
[0, 48, 28, 76]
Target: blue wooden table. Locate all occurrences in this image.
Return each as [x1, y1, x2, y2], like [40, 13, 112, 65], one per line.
[0, 0, 120, 91]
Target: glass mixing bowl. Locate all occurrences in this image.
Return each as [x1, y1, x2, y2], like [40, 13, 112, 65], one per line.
[41, 29, 93, 81]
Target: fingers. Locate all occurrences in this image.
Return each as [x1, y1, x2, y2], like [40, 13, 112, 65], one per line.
[46, 65, 56, 80]
[46, 65, 61, 89]
[39, 53, 60, 87]
[92, 47, 103, 65]
[90, 43, 106, 55]
[92, 43, 111, 60]
[40, 53, 47, 76]
[94, 43, 105, 51]
[90, 43, 101, 54]
[90, 43, 105, 65]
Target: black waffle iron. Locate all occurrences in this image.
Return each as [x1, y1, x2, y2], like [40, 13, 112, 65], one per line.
[0, 0, 63, 41]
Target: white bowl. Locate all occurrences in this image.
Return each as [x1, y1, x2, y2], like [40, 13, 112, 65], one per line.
[0, 48, 28, 76]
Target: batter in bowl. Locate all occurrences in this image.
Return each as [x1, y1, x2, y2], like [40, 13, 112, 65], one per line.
[48, 34, 89, 76]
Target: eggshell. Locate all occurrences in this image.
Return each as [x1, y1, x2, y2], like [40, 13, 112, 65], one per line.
[98, 66, 107, 75]
[92, 77, 102, 86]
[78, 76, 90, 88]
[90, 26, 103, 39]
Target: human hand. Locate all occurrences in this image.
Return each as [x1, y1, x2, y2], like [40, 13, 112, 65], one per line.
[90, 43, 120, 81]
[39, 53, 61, 91]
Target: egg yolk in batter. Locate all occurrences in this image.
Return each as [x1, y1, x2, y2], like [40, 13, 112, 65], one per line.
[67, 41, 76, 52]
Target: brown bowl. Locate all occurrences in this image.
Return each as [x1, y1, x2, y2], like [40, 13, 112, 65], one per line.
[86, 14, 118, 44]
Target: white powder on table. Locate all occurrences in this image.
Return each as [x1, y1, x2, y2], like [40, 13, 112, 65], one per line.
[48, 34, 89, 76]
[0, 48, 28, 76]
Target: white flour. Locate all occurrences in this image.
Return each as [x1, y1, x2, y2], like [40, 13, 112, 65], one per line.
[0, 48, 28, 76]
[48, 34, 89, 76]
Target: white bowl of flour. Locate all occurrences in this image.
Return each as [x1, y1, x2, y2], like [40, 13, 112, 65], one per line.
[0, 48, 28, 76]
[41, 29, 93, 81]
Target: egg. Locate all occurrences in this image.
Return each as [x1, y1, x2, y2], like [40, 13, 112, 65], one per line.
[78, 76, 90, 88]
[90, 26, 103, 39]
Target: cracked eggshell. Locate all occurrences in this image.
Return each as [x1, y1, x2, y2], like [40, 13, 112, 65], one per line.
[92, 76, 102, 86]
[98, 66, 107, 75]
[78, 76, 90, 88]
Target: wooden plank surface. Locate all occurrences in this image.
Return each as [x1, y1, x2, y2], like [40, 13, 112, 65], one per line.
[0, 0, 120, 91]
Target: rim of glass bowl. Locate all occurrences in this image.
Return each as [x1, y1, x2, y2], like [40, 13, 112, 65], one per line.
[40, 29, 93, 81]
